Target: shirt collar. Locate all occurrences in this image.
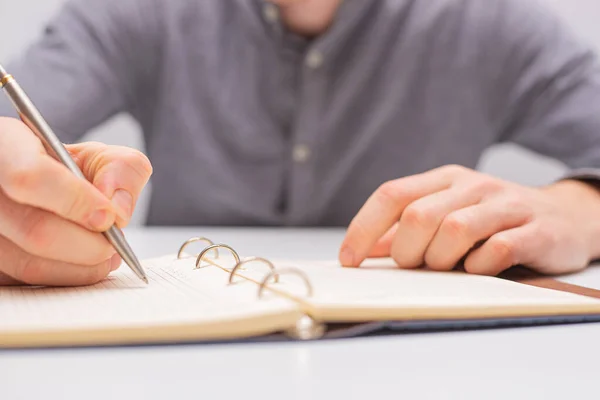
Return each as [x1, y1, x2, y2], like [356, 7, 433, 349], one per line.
[255, 0, 377, 55]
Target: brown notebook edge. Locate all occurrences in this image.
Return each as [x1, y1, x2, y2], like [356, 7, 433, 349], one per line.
[500, 266, 600, 300]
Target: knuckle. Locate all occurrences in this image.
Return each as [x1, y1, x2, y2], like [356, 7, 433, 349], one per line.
[440, 213, 470, 239]
[67, 142, 105, 166]
[401, 205, 435, 228]
[502, 194, 525, 210]
[439, 164, 468, 177]
[84, 143, 109, 173]
[376, 180, 402, 205]
[85, 141, 109, 149]
[469, 178, 503, 195]
[489, 236, 517, 263]
[2, 162, 41, 200]
[505, 195, 534, 217]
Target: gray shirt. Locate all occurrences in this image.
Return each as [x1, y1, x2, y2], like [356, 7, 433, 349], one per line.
[3, 0, 600, 227]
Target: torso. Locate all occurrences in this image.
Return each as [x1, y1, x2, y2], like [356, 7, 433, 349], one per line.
[137, 0, 511, 226]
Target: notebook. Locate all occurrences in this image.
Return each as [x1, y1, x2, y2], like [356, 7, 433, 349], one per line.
[2, 236, 600, 348]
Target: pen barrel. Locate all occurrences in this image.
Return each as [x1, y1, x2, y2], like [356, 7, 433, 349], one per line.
[1, 78, 85, 180]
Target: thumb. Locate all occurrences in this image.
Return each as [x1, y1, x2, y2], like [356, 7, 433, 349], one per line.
[67, 142, 153, 227]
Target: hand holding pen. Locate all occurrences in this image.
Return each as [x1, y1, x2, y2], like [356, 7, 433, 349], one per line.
[0, 65, 150, 286]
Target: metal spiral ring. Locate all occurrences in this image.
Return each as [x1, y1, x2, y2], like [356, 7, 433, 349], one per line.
[195, 244, 240, 269]
[229, 257, 279, 284]
[258, 268, 313, 298]
[177, 237, 219, 259]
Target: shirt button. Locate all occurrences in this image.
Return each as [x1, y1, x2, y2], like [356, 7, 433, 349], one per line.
[263, 3, 279, 23]
[293, 144, 312, 163]
[305, 50, 324, 69]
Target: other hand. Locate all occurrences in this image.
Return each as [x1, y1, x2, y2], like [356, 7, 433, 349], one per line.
[0, 117, 152, 286]
[339, 165, 600, 276]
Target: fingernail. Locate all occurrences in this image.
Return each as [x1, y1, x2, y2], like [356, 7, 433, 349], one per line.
[89, 210, 109, 230]
[110, 254, 122, 271]
[340, 247, 355, 267]
[111, 189, 133, 221]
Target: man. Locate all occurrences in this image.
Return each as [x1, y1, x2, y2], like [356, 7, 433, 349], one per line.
[1, 0, 600, 287]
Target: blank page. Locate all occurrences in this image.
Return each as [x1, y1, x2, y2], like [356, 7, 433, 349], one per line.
[230, 258, 600, 321]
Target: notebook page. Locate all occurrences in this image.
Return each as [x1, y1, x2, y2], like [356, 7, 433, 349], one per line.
[0, 254, 299, 336]
[232, 258, 600, 321]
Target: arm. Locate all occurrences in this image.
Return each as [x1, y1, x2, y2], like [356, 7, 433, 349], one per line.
[489, 0, 600, 177]
[489, 0, 600, 261]
[0, 0, 160, 143]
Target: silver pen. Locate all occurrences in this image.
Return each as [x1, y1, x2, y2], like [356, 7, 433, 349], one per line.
[0, 64, 148, 284]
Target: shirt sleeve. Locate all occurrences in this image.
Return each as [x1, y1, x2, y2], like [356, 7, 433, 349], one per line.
[482, 0, 600, 182]
[0, 0, 160, 143]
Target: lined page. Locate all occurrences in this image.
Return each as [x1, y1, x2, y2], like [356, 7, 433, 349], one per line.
[0, 254, 297, 334]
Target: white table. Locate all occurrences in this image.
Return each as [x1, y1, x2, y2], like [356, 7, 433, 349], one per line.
[2, 227, 600, 400]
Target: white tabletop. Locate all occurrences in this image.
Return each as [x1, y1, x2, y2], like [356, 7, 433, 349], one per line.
[2, 227, 600, 400]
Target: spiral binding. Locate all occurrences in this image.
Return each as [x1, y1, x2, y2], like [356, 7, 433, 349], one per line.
[177, 237, 219, 259]
[176, 235, 325, 340]
[195, 244, 240, 269]
[229, 257, 279, 284]
[258, 268, 313, 299]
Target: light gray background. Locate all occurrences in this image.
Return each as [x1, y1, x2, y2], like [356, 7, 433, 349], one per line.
[0, 0, 597, 225]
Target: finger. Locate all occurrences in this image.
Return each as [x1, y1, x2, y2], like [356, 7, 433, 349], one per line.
[0, 119, 117, 232]
[340, 165, 465, 267]
[367, 224, 398, 258]
[390, 187, 483, 269]
[423, 197, 532, 271]
[462, 225, 535, 276]
[0, 271, 22, 286]
[0, 234, 122, 287]
[68, 143, 153, 227]
[0, 189, 116, 265]
[464, 221, 589, 276]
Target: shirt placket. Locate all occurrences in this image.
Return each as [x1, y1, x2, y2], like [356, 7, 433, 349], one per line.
[286, 45, 327, 225]
[257, 0, 367, 225]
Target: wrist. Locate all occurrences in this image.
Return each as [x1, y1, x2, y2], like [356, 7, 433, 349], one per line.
[542, 179, 600, 260]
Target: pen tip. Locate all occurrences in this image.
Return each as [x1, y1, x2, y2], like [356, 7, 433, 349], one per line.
[142, 276, 149, 284]
[0, 64, 7, 77]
